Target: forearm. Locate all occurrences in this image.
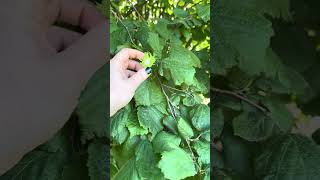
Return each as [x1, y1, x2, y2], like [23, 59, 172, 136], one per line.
[0, 78, 80, 175]
[0, 98, 76, 175]
[110, 92, 118, 117]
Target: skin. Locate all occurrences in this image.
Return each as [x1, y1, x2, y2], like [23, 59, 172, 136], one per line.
[110, 48, 150, 117]
[0, 0, 107, 174]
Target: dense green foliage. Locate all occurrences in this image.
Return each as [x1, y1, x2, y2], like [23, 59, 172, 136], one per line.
[110, 0, 210, 179]
[212, 0, 320, 179]
[0, 1, 108, 180]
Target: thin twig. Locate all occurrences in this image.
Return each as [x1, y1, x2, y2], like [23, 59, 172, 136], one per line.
[211, 87, 268, 113]
[111, 10, 137, 47]
[189, 133, 203, 142]
[163, 86, 177, 119]
[155, 75, 177, 120]
[127, 0, 144, 20]
[186, 139, 202, 173]
[162, 84, 193, 97]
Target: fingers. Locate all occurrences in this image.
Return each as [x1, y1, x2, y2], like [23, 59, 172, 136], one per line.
[47, 26, 82, 52]
[126, 70, 136, 78]
[127, 68, 150, 91]
[54, 21, 107, 85]
[126, 60, 144, 71]
[48, 0, 104, 31]
[113, 48, 144, 63]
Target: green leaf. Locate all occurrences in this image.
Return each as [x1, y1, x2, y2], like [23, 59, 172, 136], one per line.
[233, 111, 274, 141]
[212, 108, 224, 138]
[193, 69, 210, 94]
[110, 28, 129, 54]
[109, 16, 118, 34]
[135, 140, 164, 180]
[126, 112, 148, 138]
[134, 22, 149, 48]
[111, 136, 140, 167]
[112, 158, 140, 180]
[214, 95, 242, 111]
[163, 115, 179, 134]
[154, 19, 172, 40]
[193, 141, 210, 165]
[147, 33, 163, 57]
[190, 104, 210, 131]
[170, 94, 181, 106]
[265, 99, 294, 132]
[179, 105, 191, 122]
[221, 129, 254, 179]
[177, 117, 194, 139]
[277, 66, 311, 96]
[137, 105, 165, 138]
[158, 148, 197, 180]
[173, 8, 189, 18]
[182, 96, 197, 107]
[111, 106, 130, 144]
[161, 45, 201, 85]
[77, 65, 107, 143]
[263, 48, 283, 78]
[87, 141, 109, 180]
[213, 0, 274, 75]
[152, 131, 181, 153]
[134, 78, 164, 106]
[202, 130, 211, 142]
[0, 150, 68, 180]
[196, 4, 210, 22]
[255, 134, 320, 179]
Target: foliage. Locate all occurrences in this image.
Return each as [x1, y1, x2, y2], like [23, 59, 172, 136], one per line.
[110, 0, 210, 179]
[212, 0, 320, 179]
[0, 0, 109, 180]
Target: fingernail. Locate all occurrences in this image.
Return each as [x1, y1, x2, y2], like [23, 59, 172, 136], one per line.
[145, 67, 152, 74]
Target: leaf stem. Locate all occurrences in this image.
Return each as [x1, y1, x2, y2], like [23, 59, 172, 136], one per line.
[155, 75, 177, 120]
[211, 87, 268, 113]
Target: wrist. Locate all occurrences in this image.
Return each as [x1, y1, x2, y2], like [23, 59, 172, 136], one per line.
[110, 91, 117, 117]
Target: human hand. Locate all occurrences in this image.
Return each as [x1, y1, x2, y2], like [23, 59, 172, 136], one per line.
[0, 0, 106, 173]
[110, 48, 151, 117]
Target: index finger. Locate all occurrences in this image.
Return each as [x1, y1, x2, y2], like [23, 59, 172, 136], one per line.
[127, 60, 144, 71]
[48, 0, 104, 31]
[114, 48, 144, 62]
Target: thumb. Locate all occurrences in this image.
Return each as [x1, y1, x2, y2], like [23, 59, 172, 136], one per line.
[128, 68, 152, 91]
[55, 21, 108, 85]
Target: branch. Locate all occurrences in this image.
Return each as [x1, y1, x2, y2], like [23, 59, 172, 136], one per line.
[211, 87, 269, 113]
[111, 10, 137, 47]
[162, 84, 193, 97]
[155, 75, 177, 120]
[189, 132, 203, 142]
[127, 0, 144, 21]
[185, 139, 203, 174]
